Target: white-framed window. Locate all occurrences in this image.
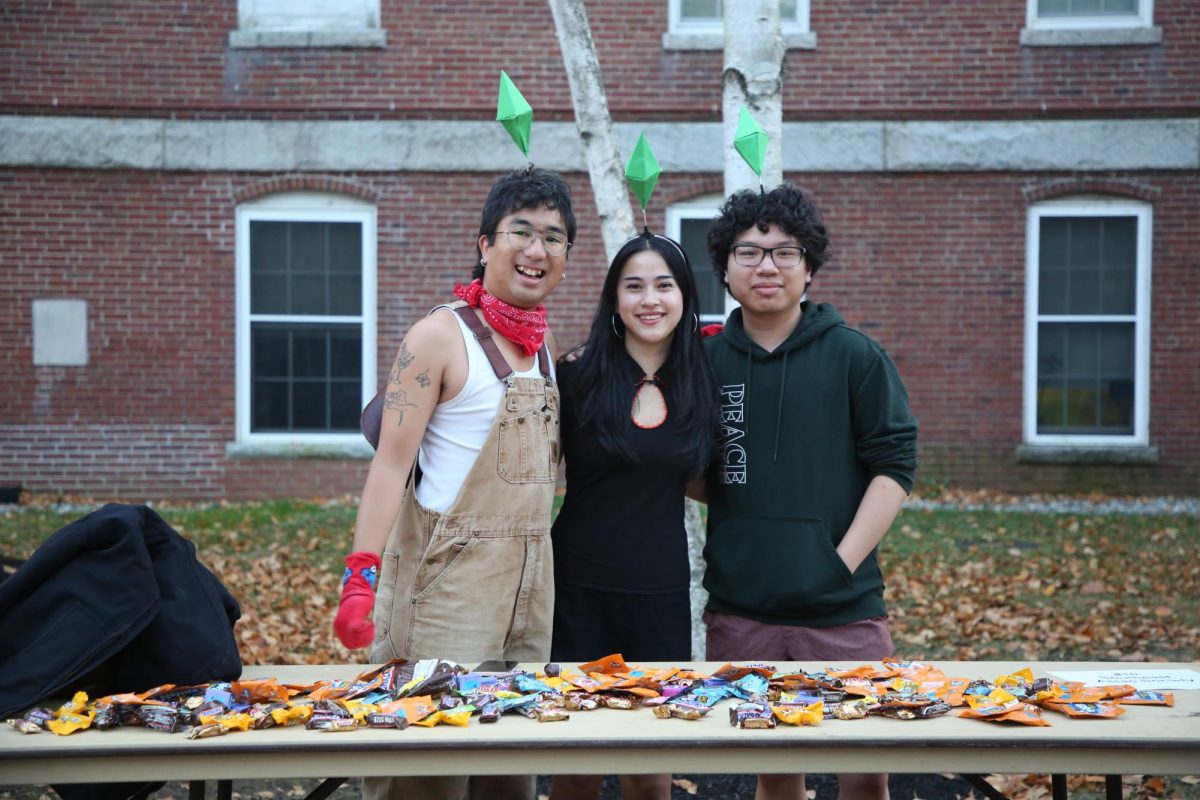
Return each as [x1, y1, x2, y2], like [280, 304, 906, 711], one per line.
[230, 0, 385, 48]
[1021, 0, 1160, 45]
[235, 193, 377, 446]
[1023, 198, 1151, 447]
[667, 198, 737, 325]
[664, 0, 815, 50]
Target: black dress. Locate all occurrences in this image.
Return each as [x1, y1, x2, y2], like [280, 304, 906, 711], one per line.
[550, 351, 695, 663]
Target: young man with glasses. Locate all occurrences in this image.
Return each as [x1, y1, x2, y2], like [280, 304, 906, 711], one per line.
[336, 167, 575, 800]
[699, 185, 918, 800]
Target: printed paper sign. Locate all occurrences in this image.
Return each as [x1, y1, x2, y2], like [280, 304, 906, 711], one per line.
[1047, 669, 1200, 691]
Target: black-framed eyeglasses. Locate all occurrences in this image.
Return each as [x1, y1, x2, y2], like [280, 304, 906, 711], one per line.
[500, 226, 571, 257]
[731, 244, 806, 269]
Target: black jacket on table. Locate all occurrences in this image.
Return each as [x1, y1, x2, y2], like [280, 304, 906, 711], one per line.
[0, 503, 241, 719]
[702, 302, 918, 628]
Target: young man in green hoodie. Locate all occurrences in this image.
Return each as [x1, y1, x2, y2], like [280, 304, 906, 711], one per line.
[701, 185, 918, 800]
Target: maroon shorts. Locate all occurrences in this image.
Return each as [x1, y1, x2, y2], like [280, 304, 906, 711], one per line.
[704, 610, 894, 662]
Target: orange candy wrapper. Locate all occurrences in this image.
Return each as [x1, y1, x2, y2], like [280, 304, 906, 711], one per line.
[1043, 701, 1125, 719]
[960, 703, 1051, 727]
[1116, 690, 1175, 707]
[46, 692, 96, 736]
[827, 665, 890, 681]
[379, 695, 437, 723]
[579, 654, 629, 674]
[231, 678, 293, 705]
[772, 701, 823, 726]
[711, 663, 776, 682]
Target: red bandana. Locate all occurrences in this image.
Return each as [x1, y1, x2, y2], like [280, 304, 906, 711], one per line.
[453, 279, 548, 357]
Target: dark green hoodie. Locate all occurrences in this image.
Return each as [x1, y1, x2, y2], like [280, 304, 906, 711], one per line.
[702, 302, 918, 627]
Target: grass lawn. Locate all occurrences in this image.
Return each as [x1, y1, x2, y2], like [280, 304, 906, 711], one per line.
[1, 497, 1197, 798]
[3, 498, 1194, 665]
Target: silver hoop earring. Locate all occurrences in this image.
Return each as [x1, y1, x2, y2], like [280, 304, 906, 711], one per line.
[611, 315, 624, 338]
[692, 313, 699, 333]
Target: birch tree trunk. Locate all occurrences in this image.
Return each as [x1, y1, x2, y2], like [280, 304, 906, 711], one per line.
[724, 0, 785, 194]
[550, 0, 711, 660]
[548, 0, 636, 262]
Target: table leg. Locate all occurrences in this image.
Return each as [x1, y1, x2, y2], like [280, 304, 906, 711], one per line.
[1106, 775, 1123, 799]
[1051, 773, 1068, 800]
[304, 778, 348, 800]
[216, 779, 233, 800]
[188, 781, 206, 800]
[960, 774, 1012, 800]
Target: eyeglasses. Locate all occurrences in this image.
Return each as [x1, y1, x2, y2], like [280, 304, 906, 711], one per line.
[731, 244, 806, 269]
[500, 226, 571, 257]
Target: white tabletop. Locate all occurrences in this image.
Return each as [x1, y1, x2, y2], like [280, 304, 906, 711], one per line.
[3, 661, 1197, 784]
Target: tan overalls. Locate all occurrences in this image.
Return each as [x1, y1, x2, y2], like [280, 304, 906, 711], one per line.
[365, 304, 558, 800]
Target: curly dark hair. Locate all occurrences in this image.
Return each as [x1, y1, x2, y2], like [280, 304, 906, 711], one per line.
[706, 184, 829, 289]
[473, 166, 576, 280]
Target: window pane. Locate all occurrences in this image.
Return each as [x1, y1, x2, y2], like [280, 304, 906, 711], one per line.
[253, 381, 289, 431]
[1039, 0, 1137, 15]
[331, 380, 361, 429]
[292, 329, 328, 378]
[250, 220, 364, 316]
[250, 323, 360, 433]
[251, 274, 288, 315]
[1036, 321, 1134, 434]
[329, 274, 362, 316]
[330, 330, 362, 378]
[290, 223, 326, 274]
[681, 0, 721, 20]
[252, 328, 290, 378]
[291, 271, 328, 315]
[680, 0, 797, 22]
[250, 222, 289, 314]
[292, 382, 328, 430]
[679, 216, 725, 319]
[1038, 220, 1069, 314]
[329, 223, 362, 273]
[1039, 216, 1136, 315]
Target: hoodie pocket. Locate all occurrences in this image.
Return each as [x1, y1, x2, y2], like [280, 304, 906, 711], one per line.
[703, 515, 857, 616]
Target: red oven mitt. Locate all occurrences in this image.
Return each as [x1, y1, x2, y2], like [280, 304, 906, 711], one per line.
[333, 551, 382, 650]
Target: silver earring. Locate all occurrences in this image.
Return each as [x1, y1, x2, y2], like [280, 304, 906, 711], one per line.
[611, 315, 624, 338]
[692, 313, 699, 333]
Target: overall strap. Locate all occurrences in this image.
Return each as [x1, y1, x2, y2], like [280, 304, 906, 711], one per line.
[452, 304, 551, 381]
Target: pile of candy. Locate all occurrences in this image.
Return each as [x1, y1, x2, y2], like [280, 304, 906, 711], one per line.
[5, 656, 1175, 739]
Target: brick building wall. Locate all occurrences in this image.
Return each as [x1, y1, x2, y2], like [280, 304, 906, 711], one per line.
[2, 1, 1197, 118]
[2, 0, 1197, 499]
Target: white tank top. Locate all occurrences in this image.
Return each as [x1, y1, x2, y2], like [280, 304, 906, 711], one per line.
[414, 307, 550, 512]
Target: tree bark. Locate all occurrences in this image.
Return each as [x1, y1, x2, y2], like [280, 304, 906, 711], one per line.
[548, 0, 637, 262]
[723, 0, 785, 194]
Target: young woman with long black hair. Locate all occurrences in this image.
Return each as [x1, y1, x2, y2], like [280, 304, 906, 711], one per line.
[548, 231, 719, 800]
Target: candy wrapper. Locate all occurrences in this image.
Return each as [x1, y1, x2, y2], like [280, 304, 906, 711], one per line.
[959, 702, 1050, 726]
[772, 700, 823, 726]
[47, 692, 95, 736]
[1043, 701, 1125, 719]
[653, 701, 711, 721]
[729, 702, 775, 729]
[1116, 690, 1174, 707]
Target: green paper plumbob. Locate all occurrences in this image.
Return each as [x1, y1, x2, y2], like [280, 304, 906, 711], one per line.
[496, 70, 533, 157]
[624, 133, 662, 210]
[734, 106, 768, 177]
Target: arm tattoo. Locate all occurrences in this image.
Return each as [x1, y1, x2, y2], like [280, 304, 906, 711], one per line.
[385, 389, 417, 427]
[388, 343, 415, 385]
[416, 368, 431, 389]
